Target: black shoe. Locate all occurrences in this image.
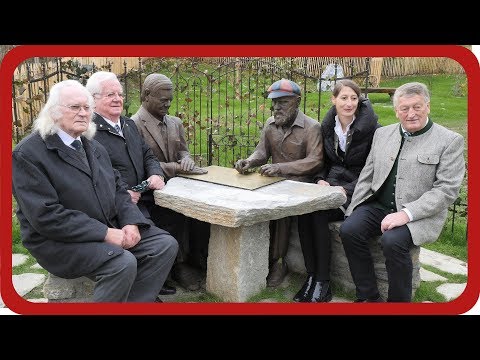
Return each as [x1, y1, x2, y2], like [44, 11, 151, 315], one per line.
[159, 283, 176, 295]
[354, 294, 384, 303]
[293, 274, 315, 302]
[155, 297, 163, 303]
[172, 262, 202, 291]
[307, 280, 332, 303]
[266, 260, 289, 287]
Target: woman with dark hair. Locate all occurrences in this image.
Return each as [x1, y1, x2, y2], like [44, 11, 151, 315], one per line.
[294, 79, 381, 302]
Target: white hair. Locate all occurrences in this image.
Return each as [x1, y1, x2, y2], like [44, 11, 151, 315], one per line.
[33, 80, 96, 140]
[393, 82, 430, 108]
[85, 71, 121, 95]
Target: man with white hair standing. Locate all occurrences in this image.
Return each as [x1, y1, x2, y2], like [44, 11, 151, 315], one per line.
[12, 80, 178, 302]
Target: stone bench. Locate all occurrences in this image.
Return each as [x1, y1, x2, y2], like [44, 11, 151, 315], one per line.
[43, 274, 94, 302]
[43, 220, 420, 302]
[285, 219, 421, 300]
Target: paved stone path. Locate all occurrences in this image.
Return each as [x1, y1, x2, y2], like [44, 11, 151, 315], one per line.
[1, 248, 468, 307]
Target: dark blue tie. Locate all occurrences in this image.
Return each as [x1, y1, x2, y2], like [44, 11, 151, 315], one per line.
[114, 124, 121, 134]
[71, 139, 84, 152]
[71, 139, 89, 167]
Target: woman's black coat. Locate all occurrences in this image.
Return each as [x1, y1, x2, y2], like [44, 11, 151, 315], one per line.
[315, 97, 381, 210]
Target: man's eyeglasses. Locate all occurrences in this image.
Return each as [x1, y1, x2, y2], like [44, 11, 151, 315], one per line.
[95, 92, 125, 100]
[61, 104, 91, 113]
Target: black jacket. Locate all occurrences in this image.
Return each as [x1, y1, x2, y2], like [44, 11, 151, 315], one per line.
[92, 113, 165, 211]
[12, 132, 151, 278]
[315, 97, 381, 210]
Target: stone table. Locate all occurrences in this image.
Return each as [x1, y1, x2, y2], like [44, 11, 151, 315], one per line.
[154, 175, 346, 302]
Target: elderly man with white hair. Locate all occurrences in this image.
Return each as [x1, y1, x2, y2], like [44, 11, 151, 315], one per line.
[86, 71, 181, 298]
[12, 79, 178, 302]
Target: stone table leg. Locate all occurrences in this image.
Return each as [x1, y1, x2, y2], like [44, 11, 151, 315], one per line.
[206, 221, 270, 302]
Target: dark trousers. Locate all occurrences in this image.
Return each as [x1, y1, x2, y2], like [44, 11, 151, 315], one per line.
[339, 204, 415, 302]
[269, 217, 293, 264]
[297, 208, 344, 280]
[151, 206, 210, 267]
[86, 226, 178, 302]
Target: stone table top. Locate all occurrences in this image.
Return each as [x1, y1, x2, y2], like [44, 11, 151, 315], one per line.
[154, 176, 346, 227]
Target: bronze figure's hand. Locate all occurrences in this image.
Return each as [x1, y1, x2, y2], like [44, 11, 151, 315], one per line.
[259, 163, 280, 177]
[179, 157, 196, 172]
[187, 166, 208, 175]
[235, 159, 250, 174]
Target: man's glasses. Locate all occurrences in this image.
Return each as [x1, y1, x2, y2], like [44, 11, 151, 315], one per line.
[95, 92, 125, 100]
[61, 104, 91, 113]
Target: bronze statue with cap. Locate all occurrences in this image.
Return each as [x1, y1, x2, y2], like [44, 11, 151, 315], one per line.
[235, 78, 325, 287]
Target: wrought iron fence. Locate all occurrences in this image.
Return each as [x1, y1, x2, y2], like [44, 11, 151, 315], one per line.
[124, 57, 338, 167]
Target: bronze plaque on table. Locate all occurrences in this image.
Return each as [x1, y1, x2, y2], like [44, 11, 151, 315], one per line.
[178, 165, 286, 190]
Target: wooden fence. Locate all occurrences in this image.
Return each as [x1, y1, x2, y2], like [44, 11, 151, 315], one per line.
[14, 56, 465, 82]
[200, 57, 465, 79]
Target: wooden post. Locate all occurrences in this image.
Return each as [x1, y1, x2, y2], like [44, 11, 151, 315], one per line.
[370, 57, 384, 87]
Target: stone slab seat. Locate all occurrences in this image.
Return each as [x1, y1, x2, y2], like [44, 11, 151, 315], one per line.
[285, 220, 421, 300]
[42, 220, 420, 302]
[43, 274, 94, 302]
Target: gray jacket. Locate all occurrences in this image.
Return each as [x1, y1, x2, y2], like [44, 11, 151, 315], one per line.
[346, 122, 465, 246]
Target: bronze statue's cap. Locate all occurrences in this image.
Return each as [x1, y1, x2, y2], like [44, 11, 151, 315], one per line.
[267, 78, 301, 99]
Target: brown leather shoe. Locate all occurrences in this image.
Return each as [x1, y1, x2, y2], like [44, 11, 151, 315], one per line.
[266, 260, 288, 287]
[172, 262, 202, 291]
